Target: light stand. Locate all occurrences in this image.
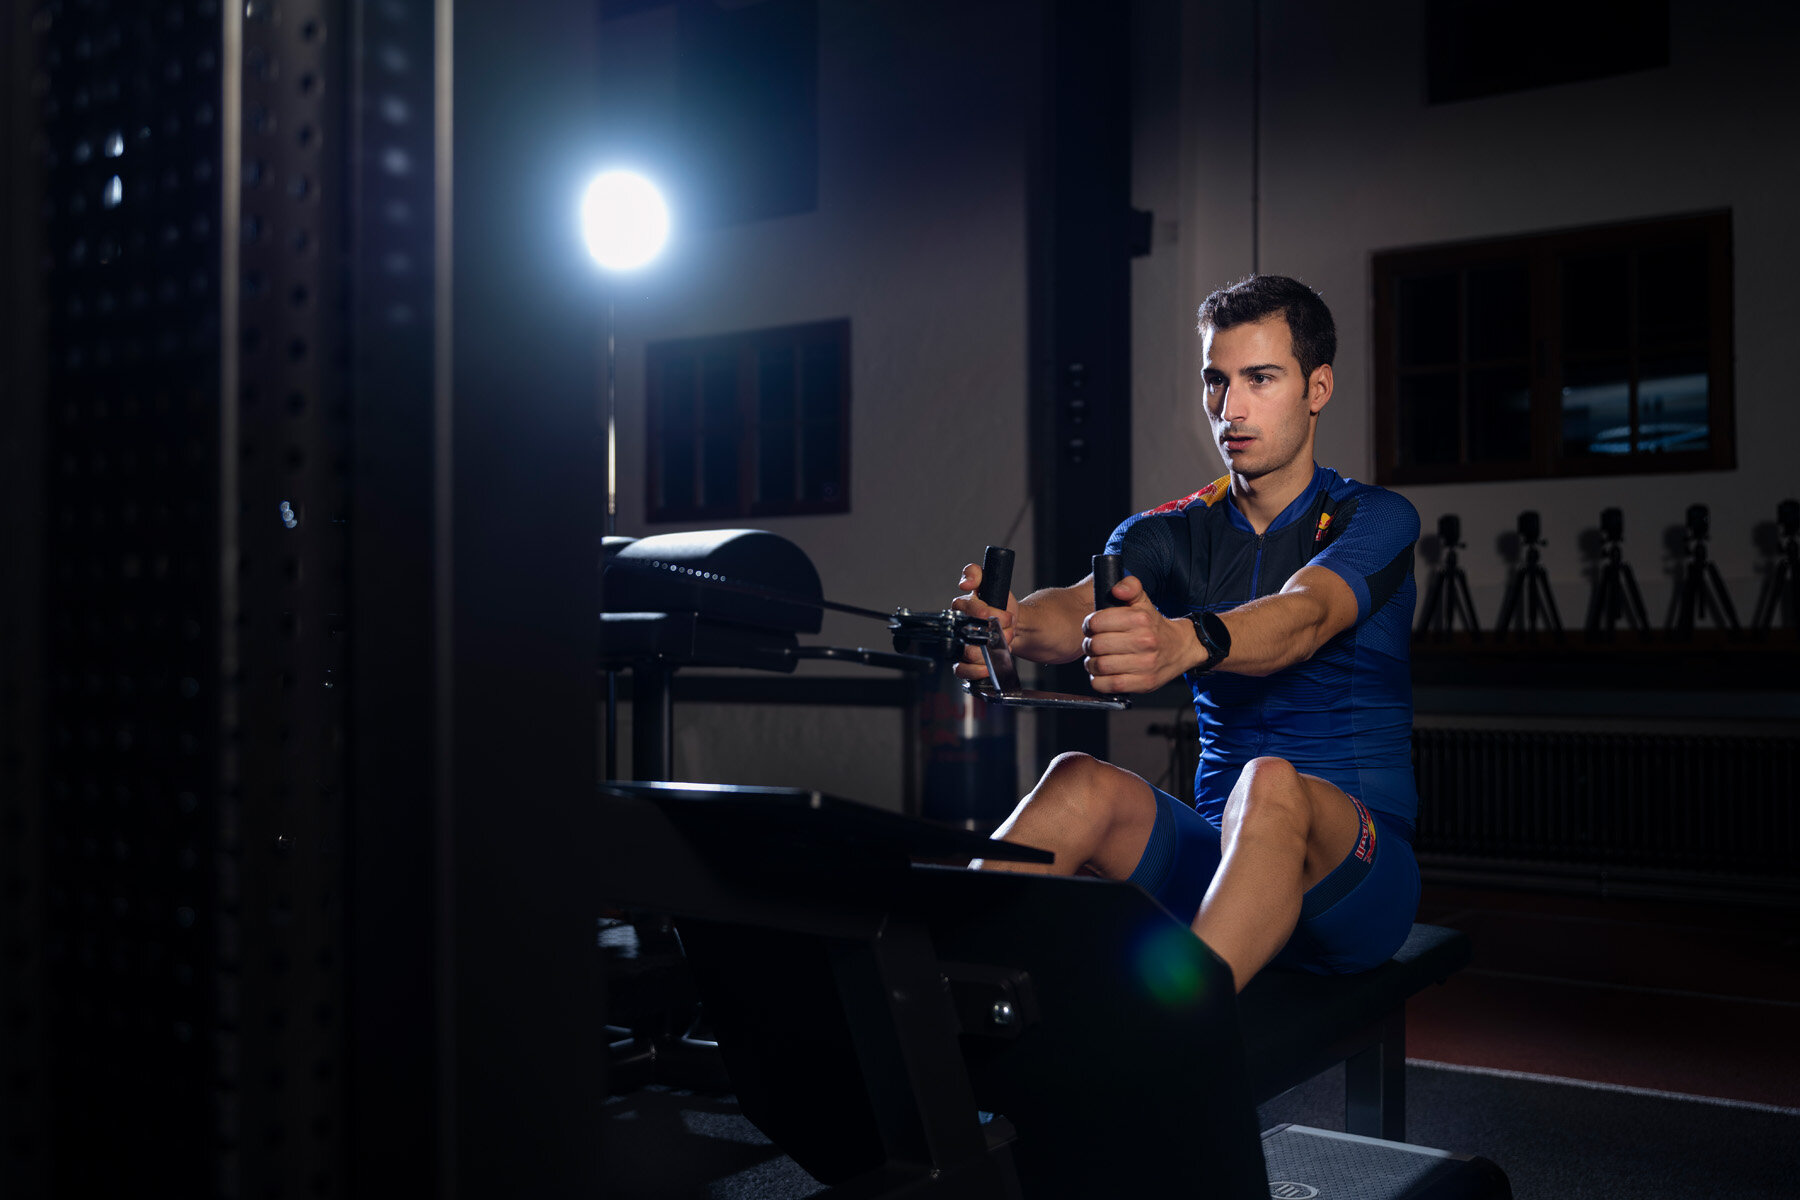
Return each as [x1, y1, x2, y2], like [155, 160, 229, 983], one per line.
[583, 169, 671, 779]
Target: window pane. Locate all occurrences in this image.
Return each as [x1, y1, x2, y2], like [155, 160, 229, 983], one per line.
[1398, 372, 1459, 467]
[1638, 354, 1709, 454]
[1562, 253, 1628, 353]
[701, 432, 738, 507]
[758, 426, 797, 504]
[758, 345, 796, 424]
[801, 339, 842, 425]
[801, 423, 842, 503]
[1466, 262, 1528, 362]
[1467, 367, 1532, 462]
[661, 354, 696, 436]
[661, 438, 695, 510]
[1398, 273, 1458, 367]
[1561, 359, 1630, 456]
[1637, 242, 1708, 348]
[701, 351, 737, 429]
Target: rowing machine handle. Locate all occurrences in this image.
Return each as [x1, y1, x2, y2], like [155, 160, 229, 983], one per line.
[1093, 553, 1127, 610]
[977, 546, 1015, 610]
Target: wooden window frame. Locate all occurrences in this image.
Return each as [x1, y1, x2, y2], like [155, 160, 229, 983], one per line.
[1373, 211, 1734, 486]
[645, 318, 851, 523]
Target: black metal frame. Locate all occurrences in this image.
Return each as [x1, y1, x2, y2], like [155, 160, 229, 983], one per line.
[0, 0, 49, 1190]
[439, 2, 609, 1193]
[1027, 1, 1135, 765]
[343, 0, 448, 1192]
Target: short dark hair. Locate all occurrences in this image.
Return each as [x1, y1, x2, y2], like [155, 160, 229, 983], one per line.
[1197, 275, 1337, 380]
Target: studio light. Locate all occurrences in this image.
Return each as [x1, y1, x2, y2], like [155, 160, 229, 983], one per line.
[582, 167, 670, 784]
[580, 169, 670, 272]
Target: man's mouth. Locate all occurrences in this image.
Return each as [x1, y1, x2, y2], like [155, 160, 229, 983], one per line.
[1221, 432, 1255, 453]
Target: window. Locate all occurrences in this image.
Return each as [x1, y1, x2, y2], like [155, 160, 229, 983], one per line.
[1373, 212, 1733, 485]
[645, 319, 850, 521]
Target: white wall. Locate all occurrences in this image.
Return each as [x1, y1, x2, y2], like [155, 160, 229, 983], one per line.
[599, 0, 1038, 808]
[1157, 0, 1800, 622]
[597, 0, 1800, 808]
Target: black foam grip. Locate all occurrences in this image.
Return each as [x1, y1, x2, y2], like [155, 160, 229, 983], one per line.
[1092, 554, 1126, 609]
[978, 546, 1015, 609]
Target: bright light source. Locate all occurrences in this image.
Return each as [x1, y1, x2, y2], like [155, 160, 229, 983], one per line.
[581, 170, 669, 271]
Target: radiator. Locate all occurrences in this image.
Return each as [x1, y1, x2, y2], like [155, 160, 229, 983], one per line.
[1413, 728, 1800, 886]
[1145, 720, 1799, 897]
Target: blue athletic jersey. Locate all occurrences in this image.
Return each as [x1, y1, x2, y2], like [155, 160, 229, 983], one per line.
[1106, 464, 1420, 833]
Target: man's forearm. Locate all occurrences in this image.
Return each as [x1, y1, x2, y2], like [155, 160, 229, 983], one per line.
[1212, 577, 1342, 677]
[1010, 580, 1093, 665]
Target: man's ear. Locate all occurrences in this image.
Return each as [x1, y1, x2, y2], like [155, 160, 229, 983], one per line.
[1308, 363, 1334, 415]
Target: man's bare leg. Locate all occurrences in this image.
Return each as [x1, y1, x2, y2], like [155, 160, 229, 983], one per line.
[970, 752, 1159, 878]
[1191, 756, 1362, 991]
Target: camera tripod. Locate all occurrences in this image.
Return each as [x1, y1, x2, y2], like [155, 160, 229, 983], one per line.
[1496, 512, 1562, 639]
[1416, 514, 1480, 640]
[1751, 499, 1800, 634]
[1667, 504, 1740, 638]
[1583, 508, 1650, 640]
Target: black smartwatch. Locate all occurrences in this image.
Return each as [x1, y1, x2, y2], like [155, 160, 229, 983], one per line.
[1189, 611, 1231, 675]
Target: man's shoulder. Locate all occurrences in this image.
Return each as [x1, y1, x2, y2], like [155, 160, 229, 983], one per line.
[1108, 475, 1233, 561]
[1133, 475, 1232, 520]
[1322, 470, 1420, 534]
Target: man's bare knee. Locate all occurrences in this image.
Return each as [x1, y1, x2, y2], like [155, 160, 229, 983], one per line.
[1016, 752, 1157, 874]
[1223, 757, 1310, 838]
[1029, 751, 1116, 824]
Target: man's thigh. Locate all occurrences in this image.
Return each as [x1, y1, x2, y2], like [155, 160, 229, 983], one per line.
[1279, 778, 1420, 973]
[1294, 771, 1368, 892]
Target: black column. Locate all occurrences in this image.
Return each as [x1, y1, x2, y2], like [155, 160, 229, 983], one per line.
[1028, 3, 1135, 763]
[445, 0, 608, 1192]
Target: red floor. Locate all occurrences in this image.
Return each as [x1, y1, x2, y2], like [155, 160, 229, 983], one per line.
[1411, 884, 1800, 1109]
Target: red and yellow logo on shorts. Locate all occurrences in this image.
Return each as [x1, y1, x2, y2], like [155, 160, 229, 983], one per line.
[1350, 797, 1377, 864]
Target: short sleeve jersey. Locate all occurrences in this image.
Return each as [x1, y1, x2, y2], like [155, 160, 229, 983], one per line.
[1106, 464, 1421, 833]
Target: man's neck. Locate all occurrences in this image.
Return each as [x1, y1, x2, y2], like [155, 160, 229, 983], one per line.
[1229, 458, 1318, 535]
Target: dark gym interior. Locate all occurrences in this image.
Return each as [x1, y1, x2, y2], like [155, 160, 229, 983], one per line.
[2, 2, 1797, 1198]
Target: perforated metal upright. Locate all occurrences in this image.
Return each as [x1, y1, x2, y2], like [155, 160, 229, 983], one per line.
[231, 1, 355, 1195]
[6, 1, 361, 1195]
[6, 0, 609, 1194]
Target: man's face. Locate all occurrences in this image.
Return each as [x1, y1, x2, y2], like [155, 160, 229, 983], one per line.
[1200, 315, 1330, 480]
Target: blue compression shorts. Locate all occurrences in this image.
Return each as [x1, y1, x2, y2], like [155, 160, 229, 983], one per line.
[1125, 784, 1420, 974]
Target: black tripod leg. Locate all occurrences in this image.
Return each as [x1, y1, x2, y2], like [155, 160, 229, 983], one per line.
[1753, 565, 1779, 631]
[1621, 565, 1649, 633]
[1450, 570, 1481, 636]
[1496, 573, 1522, 635]
[1704, 561, 1741, 631]
[1417, 571, 1447, 635]
[1591, 568, 1620, 633]
[1675, 563, 1698, 634]
[1538, 569, 1564, 632]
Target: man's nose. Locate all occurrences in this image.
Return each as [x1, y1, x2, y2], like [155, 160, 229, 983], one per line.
[1220, 384, 1248, 423]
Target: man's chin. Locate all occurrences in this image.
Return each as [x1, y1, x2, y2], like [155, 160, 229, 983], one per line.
[1219, 454, 1271, 480]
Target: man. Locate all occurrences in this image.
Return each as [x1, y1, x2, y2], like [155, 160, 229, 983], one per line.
[954, 275, 1420, 991]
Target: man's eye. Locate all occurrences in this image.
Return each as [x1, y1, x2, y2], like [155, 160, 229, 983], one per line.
[1252, 374, 1272, 385]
